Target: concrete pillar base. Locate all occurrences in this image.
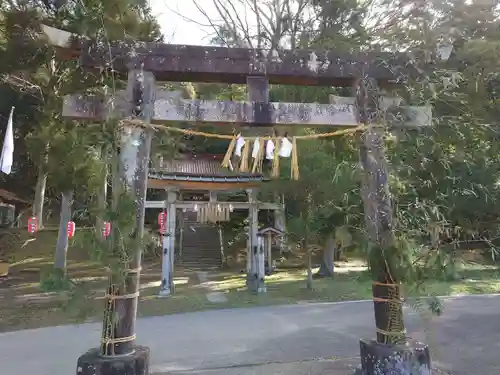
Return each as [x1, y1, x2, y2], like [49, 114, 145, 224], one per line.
[157, 288, 171, 298]
[359, 339, 431, 375]
[76, 346, 150, 375]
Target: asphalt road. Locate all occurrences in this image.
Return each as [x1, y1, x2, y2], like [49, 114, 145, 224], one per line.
[1, 295, 499, 375]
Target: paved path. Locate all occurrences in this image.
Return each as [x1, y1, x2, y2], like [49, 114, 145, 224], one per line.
[1, 294, 499, 375]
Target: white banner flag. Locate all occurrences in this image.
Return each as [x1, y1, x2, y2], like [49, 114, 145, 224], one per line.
[279, 137, 293, 158]
[234, 134, 245, 157]
[252, 137, 260, 158]
[0, 107, 14, 175]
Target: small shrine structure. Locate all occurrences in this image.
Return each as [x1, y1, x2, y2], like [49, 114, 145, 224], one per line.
[145, 153, 283, 295]
[257, 226, 284, 276]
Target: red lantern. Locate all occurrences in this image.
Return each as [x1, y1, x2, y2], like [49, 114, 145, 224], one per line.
[102, 221, 111, 238]
[158, 211, 167, 234]
[67, 221, 76, 238]
[27, 216, 38, 234]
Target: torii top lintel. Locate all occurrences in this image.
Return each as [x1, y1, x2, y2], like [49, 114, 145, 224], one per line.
[43, 25, 416, 87]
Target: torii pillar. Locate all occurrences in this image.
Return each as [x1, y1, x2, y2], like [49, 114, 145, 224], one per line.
[159, 189, 177, 297]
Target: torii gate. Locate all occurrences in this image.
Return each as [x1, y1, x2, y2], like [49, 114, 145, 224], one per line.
[44, 24, 436, 375]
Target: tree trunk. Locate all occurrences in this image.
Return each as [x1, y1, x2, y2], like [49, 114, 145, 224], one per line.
[33, 154, 48, 228]
[315, 234, 336, 278]
[54, 189, 73, 272]
[274, 193, 287, 253]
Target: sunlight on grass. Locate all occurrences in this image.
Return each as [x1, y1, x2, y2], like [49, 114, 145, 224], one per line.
[66, 261, 103, 270]
[10, 282, 40, 290]
[267, 270, 308, 282]
[4, 254, 500, 332]
[210, 275, 246, 290]
[74, 275, 108, 282]
[140, 277, 190, 291]
[10, 257, 48, 267]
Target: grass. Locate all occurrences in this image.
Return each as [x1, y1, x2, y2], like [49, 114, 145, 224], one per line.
[2, 230, 500, 332]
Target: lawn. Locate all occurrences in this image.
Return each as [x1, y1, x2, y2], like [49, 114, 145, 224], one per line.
[2, 229, 500, 332]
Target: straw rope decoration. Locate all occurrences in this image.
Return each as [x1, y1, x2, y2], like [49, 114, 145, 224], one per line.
[291, 137, 300, 180]
[239, 140, 250, 172]
[221, 134, 237, 169]
[101, 267, 143, 351]
[251, 138, 265, 173]
[120, 120, 369, 180]
[196, 204, 232, 223]
[371, 281, 406, 341]
[271, 137, 281, 178]
[145, 123, 367, 140]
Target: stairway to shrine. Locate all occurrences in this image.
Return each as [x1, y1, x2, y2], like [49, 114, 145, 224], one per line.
[181, 212, 222, 269]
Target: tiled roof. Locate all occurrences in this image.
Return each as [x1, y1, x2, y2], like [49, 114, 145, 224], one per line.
[161, 158, 228, 176]
[149, 155, 268, 183]
[0, 189, 29, 204]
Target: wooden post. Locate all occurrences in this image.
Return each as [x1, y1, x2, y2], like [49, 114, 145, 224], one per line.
[274, 194, 287, 253]
[257, 235, 266, 292]
[179, 191, 184, 263]
[355, 77, 431, 373]
[159, 189, 177, 297]
[178, 210, 184, 264]
[168, 190, 177, 293]
[266, 232, 272, 275]
[101, 70, 155, 357]
[246, 235, 251, 275]
[246, 188, 264, 292]
[246, 189, 254, 286]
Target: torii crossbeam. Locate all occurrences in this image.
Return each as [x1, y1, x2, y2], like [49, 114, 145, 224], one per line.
[43, 24, 417, 86]
[46, 24, 431, 128]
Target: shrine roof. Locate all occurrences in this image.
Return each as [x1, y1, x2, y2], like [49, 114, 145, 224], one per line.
[148, 155, 268, 183]
[0, 189, 29, 204]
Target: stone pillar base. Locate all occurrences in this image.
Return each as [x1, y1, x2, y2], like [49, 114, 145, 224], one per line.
[76, 346, 150, 375]
[246, 274, 266, 293]
[359, 339, 431, 375]
[158, 287, 171, 298]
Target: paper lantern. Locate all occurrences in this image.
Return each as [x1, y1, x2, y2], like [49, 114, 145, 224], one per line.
[102, 221, 111, 238]
[67, 221, 76, 238]
[28, 216, 38, 234]
[158, 211, 167, 234]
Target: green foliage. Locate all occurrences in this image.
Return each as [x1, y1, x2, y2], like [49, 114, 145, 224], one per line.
[40, 267, 73, 292]
[81, 190, 138, 273]
[0, 0, 162, 202]
[0, 1, 165, 330]
[47, 124, 103, 192]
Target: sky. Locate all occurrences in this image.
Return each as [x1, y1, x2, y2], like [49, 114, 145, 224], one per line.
[149, 0, 217, 45]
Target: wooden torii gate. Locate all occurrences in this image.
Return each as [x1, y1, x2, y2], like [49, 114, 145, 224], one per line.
[45, 25, 434, 375]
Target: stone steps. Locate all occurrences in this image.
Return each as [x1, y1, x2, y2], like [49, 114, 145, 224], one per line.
[181, 217, 222, 268]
